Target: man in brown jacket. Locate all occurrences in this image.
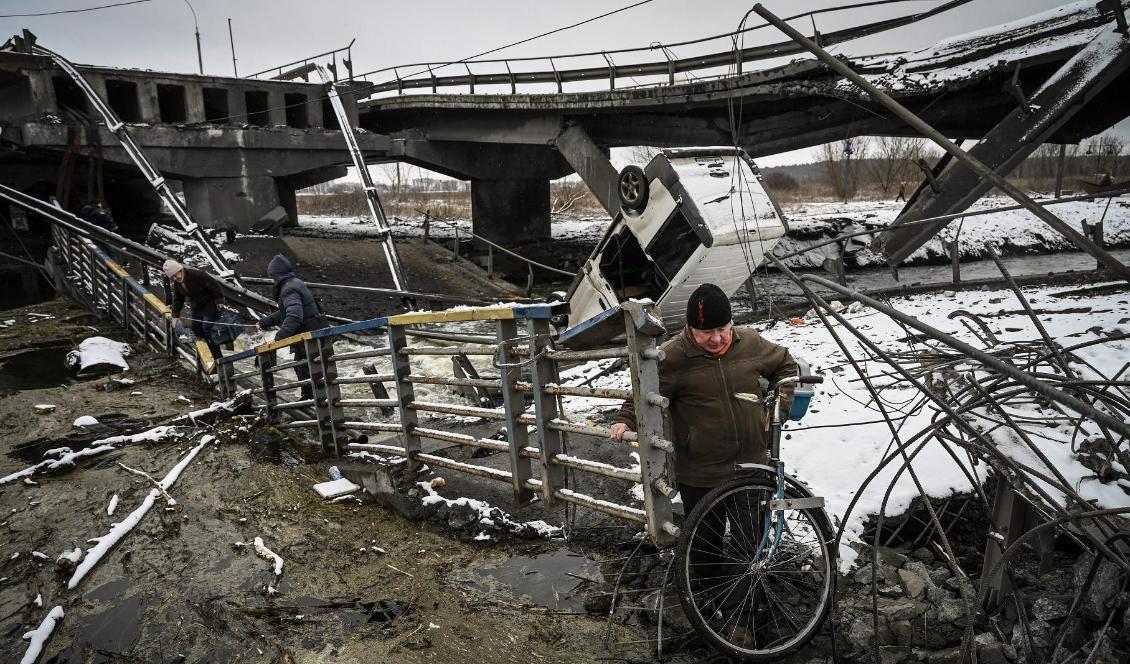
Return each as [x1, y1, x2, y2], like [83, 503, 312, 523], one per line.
[609, 283, 798, 512]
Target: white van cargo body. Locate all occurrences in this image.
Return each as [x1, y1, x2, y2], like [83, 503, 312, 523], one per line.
[565, 148, 788, 330]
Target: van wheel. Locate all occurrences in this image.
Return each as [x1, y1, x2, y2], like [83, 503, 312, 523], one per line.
[618, 166, 648, 214]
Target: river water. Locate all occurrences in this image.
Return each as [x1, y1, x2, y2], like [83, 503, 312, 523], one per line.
[734, 247, 1130, 317]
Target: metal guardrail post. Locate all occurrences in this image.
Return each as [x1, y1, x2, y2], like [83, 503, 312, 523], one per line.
[622, 301, 677, 545]
[259, 351, 279, 424]
[527, 317, 566, 507]
[496, 319, 535, 505]
[119, 279, 131, 338]
[217, 358, 233, 399]
[388, 324, 421, 473]
[304, 337, 336, 455]
[949, 238, 961, 283]
[317, 336, 348, 457]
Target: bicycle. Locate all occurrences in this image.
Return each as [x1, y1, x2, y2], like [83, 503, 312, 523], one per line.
[674, 373, 834, 661]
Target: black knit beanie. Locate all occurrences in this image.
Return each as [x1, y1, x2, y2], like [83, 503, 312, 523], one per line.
[686, 283, 731, 329]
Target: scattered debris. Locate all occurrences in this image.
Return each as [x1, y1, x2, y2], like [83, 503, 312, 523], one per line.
[19, 605, 64, 664]
[314, 477, 361, 499]
[68, 435, 215, 589]
[64, 336, 130, 376]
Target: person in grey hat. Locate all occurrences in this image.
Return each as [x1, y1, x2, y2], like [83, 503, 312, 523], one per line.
[164, 259, 225, 359]
[255, 254, 326, 398]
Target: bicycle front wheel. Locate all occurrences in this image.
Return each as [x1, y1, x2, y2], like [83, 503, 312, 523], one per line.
[675, 477, 834, 661]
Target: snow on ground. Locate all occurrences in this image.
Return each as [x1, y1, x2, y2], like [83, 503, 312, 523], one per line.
[778, 194, 1130, 268]
[294, 194, 1130, 271]
[551, 282, 1130, 569]
[759, 284, 1127, 569]
[297, 279, 1127, 570]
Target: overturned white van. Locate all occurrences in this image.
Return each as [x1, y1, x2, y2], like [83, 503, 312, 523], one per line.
[564, 147, 788, 330]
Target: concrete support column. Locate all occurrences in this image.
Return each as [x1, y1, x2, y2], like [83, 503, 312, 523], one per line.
[471, 178, 550, 244]
[227, 89, 248, 125]
[306, 96, 323, 129]
[137, 81, 160, 124]
[182, 175, 281, 231]
[184, 84, 206, 124]
[267, 91, 287, 127]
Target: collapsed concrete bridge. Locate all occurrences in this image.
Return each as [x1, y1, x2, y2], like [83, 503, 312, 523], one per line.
[1, 1, 1128, 254]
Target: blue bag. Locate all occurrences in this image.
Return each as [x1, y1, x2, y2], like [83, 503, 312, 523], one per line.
[209, 308, 245, 345]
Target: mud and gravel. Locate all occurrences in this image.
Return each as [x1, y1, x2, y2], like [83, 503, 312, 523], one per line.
[0, 298, 655, 664]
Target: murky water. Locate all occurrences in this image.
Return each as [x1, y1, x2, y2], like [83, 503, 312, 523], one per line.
[736, 247, 1130, 316]
[448, 549, 603, 611]
[0, 344, 75, 393]
[45, 580, 144, 663]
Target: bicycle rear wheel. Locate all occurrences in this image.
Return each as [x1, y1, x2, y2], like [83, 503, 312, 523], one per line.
[675, 477, 834, 661]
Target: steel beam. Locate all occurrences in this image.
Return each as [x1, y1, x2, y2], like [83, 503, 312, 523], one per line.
[552, 122, 620, 217]
[877, 16, 1130, 265]
[753, 3, 1130, 283]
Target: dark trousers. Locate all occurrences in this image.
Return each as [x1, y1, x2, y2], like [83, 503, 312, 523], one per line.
[189, 304, 223, 359]
[680, 482, 761, 616]
[291, 317, 328, 399]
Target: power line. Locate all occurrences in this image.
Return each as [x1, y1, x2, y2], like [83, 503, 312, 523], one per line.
[371, 0, 657, 85]
[0, 0, 151, 19]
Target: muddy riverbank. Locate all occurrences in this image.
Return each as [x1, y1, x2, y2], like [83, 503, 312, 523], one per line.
[0, 299, 655, 664]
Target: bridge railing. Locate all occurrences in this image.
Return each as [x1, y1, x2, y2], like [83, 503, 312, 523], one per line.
[351, 0, 970, 97]
[49, 220, 212, 376]
[45, 215, 678, 545]
[214, 301, 680, 545]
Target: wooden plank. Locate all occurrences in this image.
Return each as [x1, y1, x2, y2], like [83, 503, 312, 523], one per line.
[195, 340, 216, 374]
[387, 305, 518, 326]
[105, 259, 130, 278]
[143, 293, 172, 315]
[256, 332, 313, 354]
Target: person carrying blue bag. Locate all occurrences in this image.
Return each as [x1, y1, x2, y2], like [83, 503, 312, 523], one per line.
[256, 254, 328, 399]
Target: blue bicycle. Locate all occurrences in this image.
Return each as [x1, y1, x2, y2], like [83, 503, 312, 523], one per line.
[674, 373, 834, 661]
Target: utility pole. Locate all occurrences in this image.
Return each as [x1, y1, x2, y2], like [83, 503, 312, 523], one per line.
[228, 18, 238, 76]
[185, 0, 203, 75]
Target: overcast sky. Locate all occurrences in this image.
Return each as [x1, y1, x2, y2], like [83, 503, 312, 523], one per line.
[3, 0, 1126, 168]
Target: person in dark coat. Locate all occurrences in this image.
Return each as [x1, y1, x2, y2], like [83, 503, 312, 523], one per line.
[165, 259, 225, 360]
[256, 254, 326, 398]
[81, 201, 117, 232]
[82, 201, 122, 263]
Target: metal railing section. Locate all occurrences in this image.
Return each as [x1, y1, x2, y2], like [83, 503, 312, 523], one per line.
[42, 210, 677, 545]
[215, 301, 679, 545]
[49, 221, 215, 377]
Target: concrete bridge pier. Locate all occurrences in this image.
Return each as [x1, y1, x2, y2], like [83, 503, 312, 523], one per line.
[182, 175, 283, 232]
[470, 178, 550, 244]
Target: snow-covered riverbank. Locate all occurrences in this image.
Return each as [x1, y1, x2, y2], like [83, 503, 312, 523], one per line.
[294, 193, 1130, 271]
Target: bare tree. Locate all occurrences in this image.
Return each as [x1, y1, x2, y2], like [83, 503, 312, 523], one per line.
[625, 145, 661, 166]
[1084, 134, 1127, 179]
[814, 138, 870, 201]
[372, 162, 419, 216]
[550, 180, 590, 214]
[866, 136, 923, 197]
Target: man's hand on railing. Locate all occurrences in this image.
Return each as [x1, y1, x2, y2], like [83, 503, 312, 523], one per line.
[610, 422, 632, 442]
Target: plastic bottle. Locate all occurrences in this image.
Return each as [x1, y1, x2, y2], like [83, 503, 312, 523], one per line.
[328, 466, 343, 481]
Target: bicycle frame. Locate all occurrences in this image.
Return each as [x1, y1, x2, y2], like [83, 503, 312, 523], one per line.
[735, 375, 824, 564]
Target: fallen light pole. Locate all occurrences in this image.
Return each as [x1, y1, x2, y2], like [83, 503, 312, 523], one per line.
[751, 3, 1130, 283]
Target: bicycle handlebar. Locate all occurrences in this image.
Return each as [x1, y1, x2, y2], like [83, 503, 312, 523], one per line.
[773, 374, 824, 388]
